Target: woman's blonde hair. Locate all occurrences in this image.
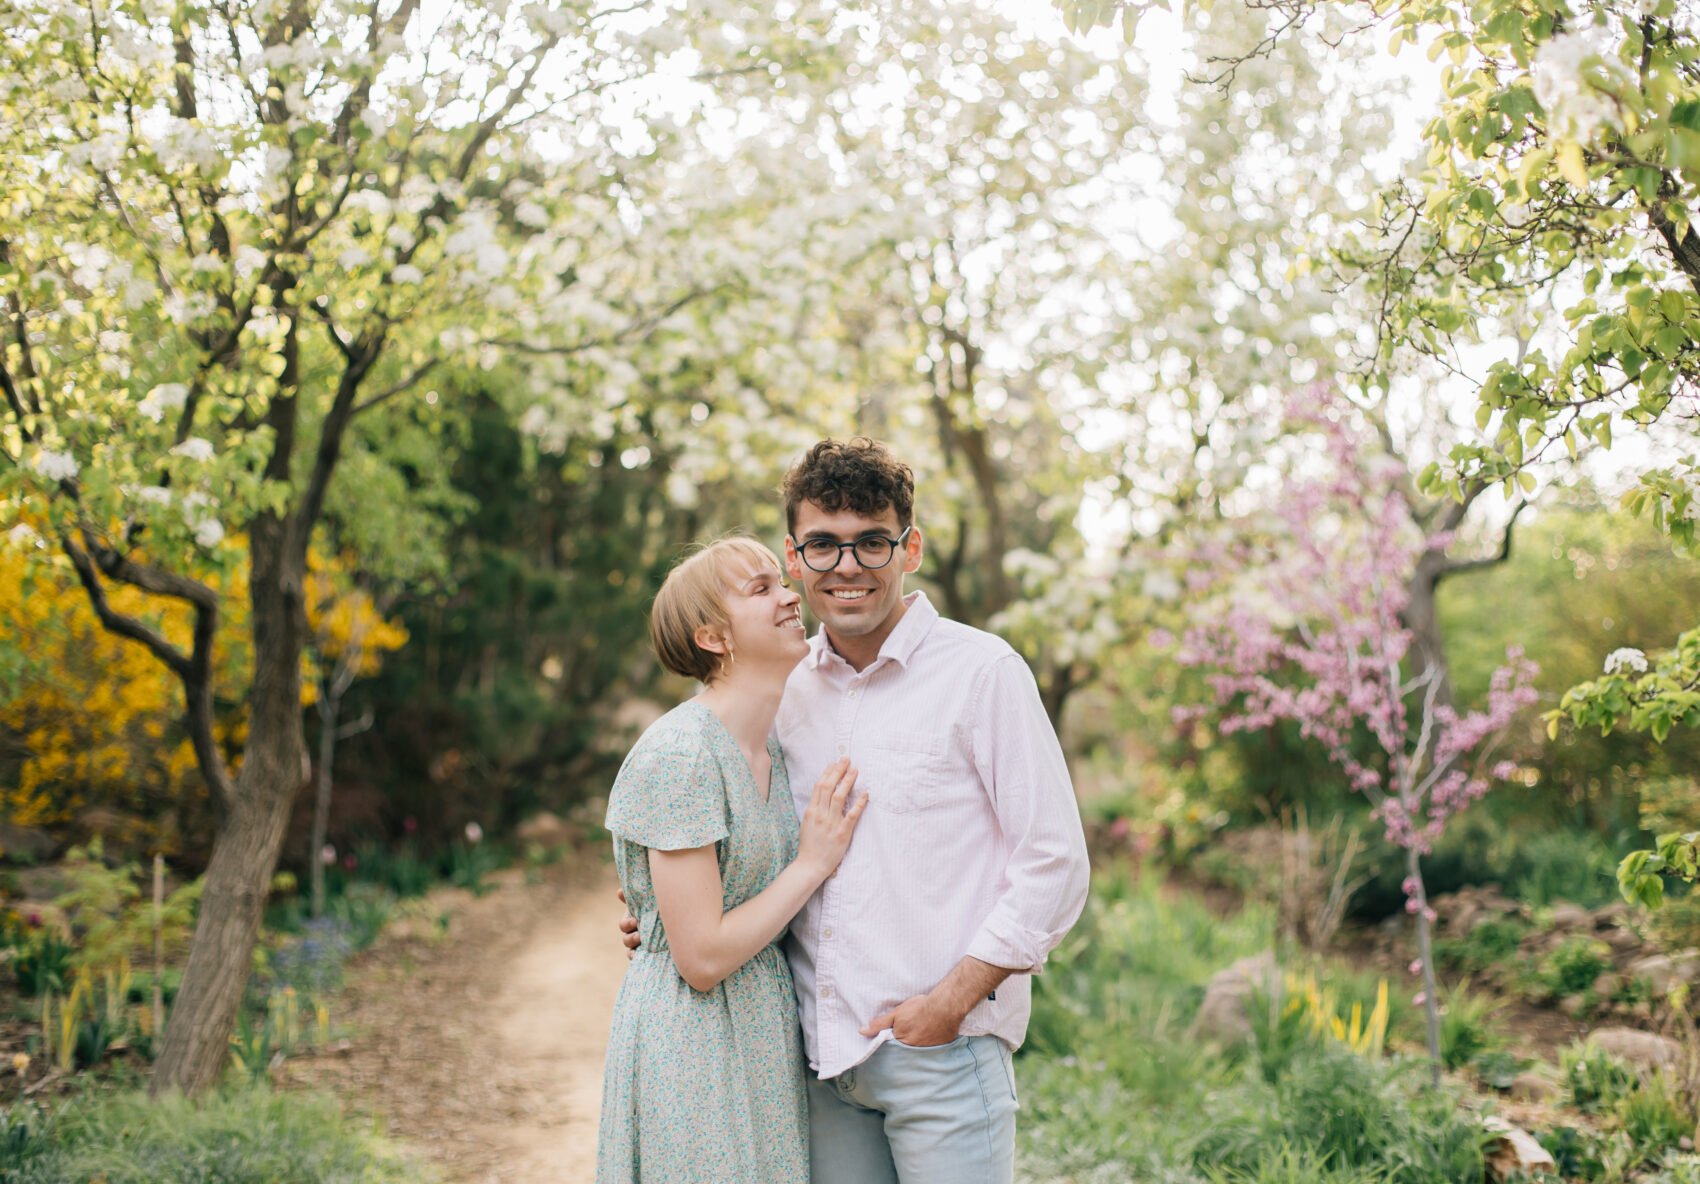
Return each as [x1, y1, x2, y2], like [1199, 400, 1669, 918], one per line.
[650, 536, 785, 683]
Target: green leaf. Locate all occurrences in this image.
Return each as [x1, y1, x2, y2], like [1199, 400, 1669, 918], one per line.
[1557, 141, 1589, 189]
[1669, 127, 1700, 174]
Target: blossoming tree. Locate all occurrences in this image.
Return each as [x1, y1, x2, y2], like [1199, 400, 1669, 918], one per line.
[0, 0, 835, 1094]
[1174, 390, 1538, 1074]
[1060, 0, 1700, 904]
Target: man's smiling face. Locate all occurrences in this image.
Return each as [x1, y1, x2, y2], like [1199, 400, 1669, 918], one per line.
[785, 501, 922, 647]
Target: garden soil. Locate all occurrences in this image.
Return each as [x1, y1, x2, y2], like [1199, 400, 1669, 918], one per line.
[285, 857, 627, 1183]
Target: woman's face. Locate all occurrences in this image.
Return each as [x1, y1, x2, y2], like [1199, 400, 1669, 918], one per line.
[717, 561, 808, 672]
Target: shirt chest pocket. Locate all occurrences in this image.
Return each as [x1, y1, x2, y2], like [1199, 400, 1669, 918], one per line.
[860, 729, 950, 814]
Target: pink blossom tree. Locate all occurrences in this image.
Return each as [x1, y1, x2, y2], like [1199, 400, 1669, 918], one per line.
[1174, 388, 1539, 1075]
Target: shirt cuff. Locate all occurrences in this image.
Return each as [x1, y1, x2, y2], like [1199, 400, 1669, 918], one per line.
[966, 923, 1046, 975]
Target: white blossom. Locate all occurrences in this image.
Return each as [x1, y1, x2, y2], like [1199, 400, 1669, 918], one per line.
[170, 437, 215, 462]
[234, 245, 267, 277]
[392, 264, 424, 285]
[130, 485, 173, 506]
[138, 382, 189, 423]
[344, 190, 393, 217]
[193, 518, 225, 548]
[386, 223, 414, 249]
[5, 524, 42, 550]
[464, 821, 483, 843]
[1604, 647, 1648, 675]
[29, 450, 79, 481]
[514, 200, 551, 229]
[1531, 28, 1627, 144]
[338, 246, 372, 269]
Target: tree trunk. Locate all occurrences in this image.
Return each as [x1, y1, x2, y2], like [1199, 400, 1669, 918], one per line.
[310, 696, 338, 919]
[151, 522, 306, 1096]
[1402, 549, 1454, 711]
[1407, 843, 1443, 1084]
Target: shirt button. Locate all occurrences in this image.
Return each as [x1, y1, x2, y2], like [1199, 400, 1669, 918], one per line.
[837, 745, 846, 755]
[821, 987, 833, 998]
[823, 928, 833, 939]
[847, 690, 857, 698]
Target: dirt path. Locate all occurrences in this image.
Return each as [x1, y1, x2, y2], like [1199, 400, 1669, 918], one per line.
[288, 858, 627, 1182]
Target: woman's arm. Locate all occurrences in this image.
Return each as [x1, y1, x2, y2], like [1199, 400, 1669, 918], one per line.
[652, 759, 864, 992]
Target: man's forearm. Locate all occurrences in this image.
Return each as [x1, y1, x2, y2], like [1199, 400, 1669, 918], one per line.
[931, 954, 1016, 1023]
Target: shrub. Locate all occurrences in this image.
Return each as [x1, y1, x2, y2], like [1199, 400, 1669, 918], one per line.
[1563, 1042, 1638, 1113]
[1543, 936, 1612, 998]
[1437, 981, 1502, 1071]
[9, 931, 72, 997]
[0, 1085, 434, 1183]
[1202, 1144, 1391, 1184]
[1192, 1045, 1485, 1184]
[1615, 1073, 1694, 1159]
[1432, 916, 1528, 976]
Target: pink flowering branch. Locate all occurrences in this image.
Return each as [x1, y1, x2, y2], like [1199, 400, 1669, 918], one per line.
[1171, 386, 1539, 1076]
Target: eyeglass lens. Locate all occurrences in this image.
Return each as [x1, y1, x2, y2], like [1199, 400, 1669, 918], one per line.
[800, 536, 896, 570]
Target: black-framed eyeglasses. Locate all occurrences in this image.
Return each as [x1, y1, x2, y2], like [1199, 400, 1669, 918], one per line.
[790, 526, 913, 572]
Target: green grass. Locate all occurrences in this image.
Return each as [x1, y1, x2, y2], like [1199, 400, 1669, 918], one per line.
[0, 1084, 434, 1184]
[1018, 868, 1487, 1184]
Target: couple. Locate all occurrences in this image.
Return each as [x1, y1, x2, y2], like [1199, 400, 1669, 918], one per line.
[597, 438, 1090, 1183]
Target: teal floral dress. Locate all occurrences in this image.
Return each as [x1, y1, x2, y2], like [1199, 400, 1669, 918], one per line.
[597, 700, 807, 1183]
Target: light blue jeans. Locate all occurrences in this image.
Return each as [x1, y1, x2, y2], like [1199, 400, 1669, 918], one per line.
[806, 1035, 1018, 1184]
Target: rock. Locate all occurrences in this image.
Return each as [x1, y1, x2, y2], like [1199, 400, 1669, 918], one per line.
[515, 811, 572, 848]
[1189, 951, 1279, 1046]
[1628, 954, 1678, 995]
[1559, 994, 1588, 1018]
[1631, 1001, 1653, 1021]
[1510, 1070, 1558, 1103]
[1591, 901, 1629, 929]
[1673, 949, 1700, 984]
[0, 826, 56, 865]
[1604, 927, 1643, 954]
[1593, 972, 1623, 1000]
[1549, 902, 1593, 931]
[1589, 1027, 1683, 1076]
[1484, 1118, 1558, 1181]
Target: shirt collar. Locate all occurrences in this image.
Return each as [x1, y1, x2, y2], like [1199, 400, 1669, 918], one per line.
[805, 590, 938, 672]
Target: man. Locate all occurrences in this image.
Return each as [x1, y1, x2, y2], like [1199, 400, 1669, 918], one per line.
[626, 437, 1089, 1183]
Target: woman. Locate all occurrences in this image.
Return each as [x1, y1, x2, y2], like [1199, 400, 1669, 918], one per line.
[597, 537, 867, 1183]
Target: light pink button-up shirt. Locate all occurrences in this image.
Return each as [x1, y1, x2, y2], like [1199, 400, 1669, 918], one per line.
[775, 590, 1090, 1079]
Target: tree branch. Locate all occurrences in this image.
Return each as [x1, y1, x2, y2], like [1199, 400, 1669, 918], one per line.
[62, 529, 239, 809]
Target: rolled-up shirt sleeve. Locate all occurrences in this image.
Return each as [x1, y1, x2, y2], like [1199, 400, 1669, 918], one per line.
[963, 653, 1090, 974]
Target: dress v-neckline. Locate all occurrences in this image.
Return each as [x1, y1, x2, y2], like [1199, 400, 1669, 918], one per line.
[691, 701, 776, 803]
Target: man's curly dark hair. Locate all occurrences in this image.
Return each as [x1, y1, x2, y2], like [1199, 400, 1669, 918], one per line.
[782, 437, 915, 534]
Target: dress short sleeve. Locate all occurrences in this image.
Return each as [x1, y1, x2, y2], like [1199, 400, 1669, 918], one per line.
[604, 721, 729, 852]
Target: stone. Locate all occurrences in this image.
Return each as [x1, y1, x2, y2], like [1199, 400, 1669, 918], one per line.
[1559, 994, 1587, 1018]
[1604, 927, 1643, 954]
[1510, 1070, 1558, 1103]
[1189, 951, 1279, 1047]
[1549, 902, 1593, 931]
[1593, 972, 1623, 1000]
[1628, 954, 1678, 995]
[1589, 1027, 1684, 1076]
[1591, 901, 1629, 929]
[1484, 1118, 1557, 1182]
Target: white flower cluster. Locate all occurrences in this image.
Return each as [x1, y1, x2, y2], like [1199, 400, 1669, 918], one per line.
[5, 524, 44, 551]
[1604, 647, 1649, 675]
[170, 437, 216, 463]
[1531, 28, 1627, 144]
[178, 491, 224, 548]
[29, 449, 79, 482]
[137, 382, 189, 423]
